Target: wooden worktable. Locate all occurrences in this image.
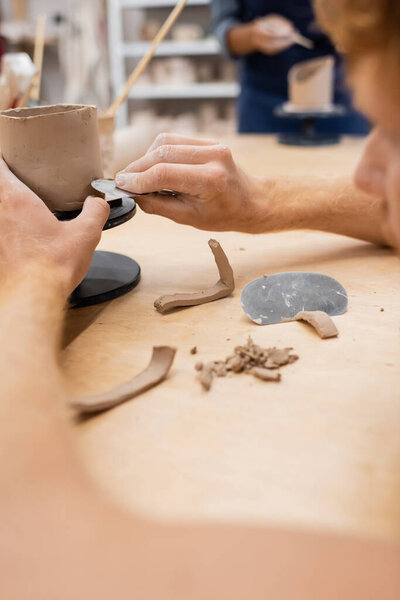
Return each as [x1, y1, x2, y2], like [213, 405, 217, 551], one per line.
[63, 135, 400, 544]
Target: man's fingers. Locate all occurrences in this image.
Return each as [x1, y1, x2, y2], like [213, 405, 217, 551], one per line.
[147, 133, 219, 154]
[115, 163, 214, 196]
[119, 144, 230, 176]
[136, 194, 193, 225]
[74, 196, 110, 239]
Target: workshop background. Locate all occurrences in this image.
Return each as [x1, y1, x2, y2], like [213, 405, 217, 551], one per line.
[1, 0, 399, 562]
[0, 0, 237, 136]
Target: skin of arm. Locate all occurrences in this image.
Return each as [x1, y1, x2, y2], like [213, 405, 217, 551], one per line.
[0, 157, 110, 500]
[226, 21, 258, 55]
[115, 133, 392, 246]
[0, 160, 399, 599]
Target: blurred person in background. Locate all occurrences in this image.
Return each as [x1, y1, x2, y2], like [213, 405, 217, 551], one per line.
[212, 0, 369, 134]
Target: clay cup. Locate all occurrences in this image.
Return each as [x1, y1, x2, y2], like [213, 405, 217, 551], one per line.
[0, 104, 103, 212]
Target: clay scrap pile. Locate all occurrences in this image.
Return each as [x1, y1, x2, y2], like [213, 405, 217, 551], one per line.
[196, 336, 298, 391]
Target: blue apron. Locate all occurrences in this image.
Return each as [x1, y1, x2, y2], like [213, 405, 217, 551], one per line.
[237, 0, 369, 134]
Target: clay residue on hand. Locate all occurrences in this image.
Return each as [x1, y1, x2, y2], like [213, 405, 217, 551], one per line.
[196, 336, 298, 391]
[286, 310, 338, 339]
[154, 239, 234, 313]
[70, 346, 176, 414]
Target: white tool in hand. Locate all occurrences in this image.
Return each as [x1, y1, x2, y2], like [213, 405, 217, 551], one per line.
[293, 32, 314, 49]
[92, 179, 178, 200]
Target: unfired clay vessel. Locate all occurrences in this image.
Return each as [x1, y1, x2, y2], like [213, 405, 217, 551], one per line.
[0, 104, 103, 212]
[287, 56, 334, 111]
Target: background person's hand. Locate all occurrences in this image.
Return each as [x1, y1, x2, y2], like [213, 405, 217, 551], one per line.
[251, 14, 295, 55]
[115, 133, 265, 232]
[0, 158, 110, 297]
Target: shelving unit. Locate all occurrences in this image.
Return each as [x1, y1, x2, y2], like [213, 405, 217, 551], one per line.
[120, 0, 210, 8]
[123, 37, 219, 57]
[107, 0, 238, 128]
[129, 82, 239, 99]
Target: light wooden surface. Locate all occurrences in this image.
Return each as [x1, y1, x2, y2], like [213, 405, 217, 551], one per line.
[63, 135, 400, 544]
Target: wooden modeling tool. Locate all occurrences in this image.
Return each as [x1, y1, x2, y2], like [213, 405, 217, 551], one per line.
[17, 14, 46, 107]
[105, 0, 187, 119]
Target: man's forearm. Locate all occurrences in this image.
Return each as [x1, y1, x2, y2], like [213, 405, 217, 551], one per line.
[0, 266, 399, 600]
[250, 176, 392, 245]
[227, 23, 256, 55]
[0, 264, 89, 494]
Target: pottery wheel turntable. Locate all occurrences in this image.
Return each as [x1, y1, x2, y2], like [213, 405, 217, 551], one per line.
[56, 190, 140, 308]
[274, 104, 346, 147]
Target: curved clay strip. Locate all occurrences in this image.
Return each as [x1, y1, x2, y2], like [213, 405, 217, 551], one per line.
[70, 346, 176, 414]
[154, 239, 235, 313]
[288, 310, 338, 339]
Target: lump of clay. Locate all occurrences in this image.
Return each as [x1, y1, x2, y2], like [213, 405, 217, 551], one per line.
[251, 367, 281, 382]
[285, 56, 334, 112]
[241, 271, 348, 325]
[0, 104, 103, 212]
[286, 310, 338, 339]
[154, 239, 234, 313]
[70, 346, 176, 414]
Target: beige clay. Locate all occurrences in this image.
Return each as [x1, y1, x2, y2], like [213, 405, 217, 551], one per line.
[0, 104, 103, 212]
[200, 362, 216, 391]
[196, 337, 298, 391]
[286, 56, 334, 111]
[154, 239, 235, 313]
[71, 346, 176, 414]
[287, 310, 338, 339]
[251, 367, 281, 382]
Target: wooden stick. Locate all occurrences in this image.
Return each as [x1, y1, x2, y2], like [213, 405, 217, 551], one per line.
[30, 14, 47, 102]
[106, 0, 187, 118]
[16, 15, 47, 108]
[16, 77, 35, 108]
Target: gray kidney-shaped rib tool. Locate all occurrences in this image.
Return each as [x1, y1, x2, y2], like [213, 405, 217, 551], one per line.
[241, 272, 348, 325]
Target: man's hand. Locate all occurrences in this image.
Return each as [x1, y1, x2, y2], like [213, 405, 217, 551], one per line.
[0, 158, 110, 297]
[115, 133, 391, 245]
[250, 14, 295, 55]
[115, 134, 265, 232]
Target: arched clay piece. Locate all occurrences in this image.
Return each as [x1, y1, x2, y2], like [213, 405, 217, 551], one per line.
[0, 104, 103, 212]
[286, 310, 338, 339]
[154, 239, 235, 313]
[70, 346, 176, 414]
